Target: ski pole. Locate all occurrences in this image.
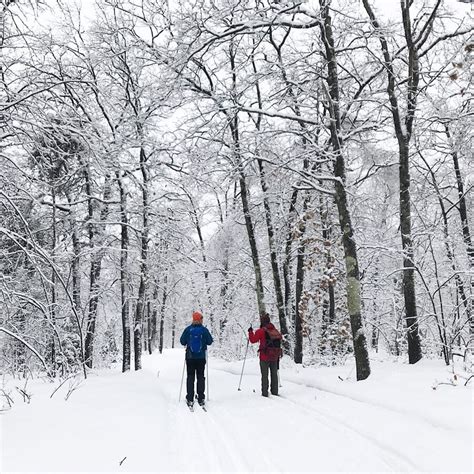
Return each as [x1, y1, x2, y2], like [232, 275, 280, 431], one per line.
[206, 350, 209, 401]
[179, 357, 185, 402]
[238, 338, 249, 391]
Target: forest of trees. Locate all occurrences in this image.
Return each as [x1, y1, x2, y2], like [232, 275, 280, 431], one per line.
[0, 0, 472, 381]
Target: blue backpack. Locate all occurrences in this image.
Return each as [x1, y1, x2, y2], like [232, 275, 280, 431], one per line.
[188, 326, 204, 354]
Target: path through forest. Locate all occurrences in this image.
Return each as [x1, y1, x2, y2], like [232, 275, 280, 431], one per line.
[1, 349, 472, 472]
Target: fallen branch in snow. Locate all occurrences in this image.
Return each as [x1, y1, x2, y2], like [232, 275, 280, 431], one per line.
[338, 365, 356, 381]
[50, 374, 83, 401]
[15, 388, 29, 403]
[431, 381, 456, 390]
[0, 388, 14, 408]
[50, 374, 77, 399]
[119, 457, 127, 466]
[15, 387, 32, 403]
[65, 378, 83, 401]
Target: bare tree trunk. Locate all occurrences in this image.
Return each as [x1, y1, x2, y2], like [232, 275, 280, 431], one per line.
[283, 188, 298, 323]
[116, 171, 130, 372]
[418, 150, 470, 344]
[148, 285, 159, 355]
[185, 192, 214, 327]
[320, 197, 336, 326]
[427, 238, 450, 364]
[84, 172, 112, 369]
[66, 194, 82, 323]
[362, 0, 425, 364]
[267, 32, 325, 352]
[50, 187, 57, 373]
[250, 48, 289, 339]
[445, 125, 474, 356]
[0, 2, 14, 98]
[216, 190, 233, 338]
[294, 194, 310, 364]
[399, 141, 423, 363]
[171, 309, 176, 349]
[228, 42, 266, 315]
[257, 157, 289, 334]
[319, 0, 370, 380]
[445, 126, 474, 263]
[134, 147, 149, 371]
[228, 118, 266, 315]
[159, 274, 168, 354]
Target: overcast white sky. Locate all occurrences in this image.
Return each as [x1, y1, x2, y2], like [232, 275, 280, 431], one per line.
[32, 0, 472, 29]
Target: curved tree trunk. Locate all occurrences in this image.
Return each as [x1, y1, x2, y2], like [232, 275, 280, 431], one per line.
[228, 117, 266, 315]
[320, 0, 370, 380]
[228, 42, 266, 315]
[249, 47, 289, 339]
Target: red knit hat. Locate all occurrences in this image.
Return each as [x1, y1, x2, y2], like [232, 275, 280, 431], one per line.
[192, 311, 203, 322]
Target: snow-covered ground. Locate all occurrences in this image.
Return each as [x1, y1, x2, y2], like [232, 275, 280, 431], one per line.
[1, 349, 472, 473]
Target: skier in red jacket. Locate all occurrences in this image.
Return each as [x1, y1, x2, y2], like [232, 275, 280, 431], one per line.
[248, 312, 281, 397]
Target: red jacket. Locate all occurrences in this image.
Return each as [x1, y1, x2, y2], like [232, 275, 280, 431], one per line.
[249, 323, 276, 361]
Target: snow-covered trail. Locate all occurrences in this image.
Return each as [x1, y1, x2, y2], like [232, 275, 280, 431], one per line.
[1, 349, 472, 472]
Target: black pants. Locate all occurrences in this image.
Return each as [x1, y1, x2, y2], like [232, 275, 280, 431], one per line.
[186, 358, 206, 403]
[260, 360, 278, 396]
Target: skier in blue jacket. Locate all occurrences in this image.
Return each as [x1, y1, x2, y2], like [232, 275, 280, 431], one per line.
[180, 311, 213, 407]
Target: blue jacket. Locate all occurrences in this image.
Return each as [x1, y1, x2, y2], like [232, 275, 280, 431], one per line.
[180, 324, 213, 359]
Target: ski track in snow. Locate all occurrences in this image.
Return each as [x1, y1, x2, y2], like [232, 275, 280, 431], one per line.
[197, 404, 251, 471]
[211, 363, 472, 473]
[2, 350, 472, 473]
[273, 392, 418, 471]
[283, 374, 459, 432]
[143, 358, 252, 472]
[214, 365, 418, 470]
